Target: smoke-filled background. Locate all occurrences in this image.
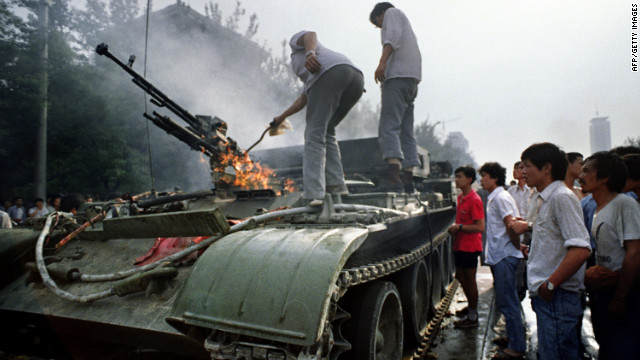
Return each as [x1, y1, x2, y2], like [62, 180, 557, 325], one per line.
[1, 0, 638, 201]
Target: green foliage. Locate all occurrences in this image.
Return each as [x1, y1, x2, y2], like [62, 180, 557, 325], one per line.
[624, 136, 640, 148]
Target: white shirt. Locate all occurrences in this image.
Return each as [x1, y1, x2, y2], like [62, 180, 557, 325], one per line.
[528, 181, 591, 296]
[0, 211, 11, 229]
[484, 186, 523, 265]
[380, 8, 422, 81]
[289, 31, 360, 94]
[507, 183, 531, 220]
[592, 193, 640, 271]
[29, 206, 49, 218]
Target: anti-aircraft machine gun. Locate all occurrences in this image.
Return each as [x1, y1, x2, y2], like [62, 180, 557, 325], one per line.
[95, 43, 247, 186]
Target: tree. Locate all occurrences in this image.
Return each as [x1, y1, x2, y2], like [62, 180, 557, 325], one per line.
[415, 117, 476, 174]
[624, 136, 640, 148]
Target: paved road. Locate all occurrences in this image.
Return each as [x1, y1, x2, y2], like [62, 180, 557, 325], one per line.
[428, 265, 599, 360]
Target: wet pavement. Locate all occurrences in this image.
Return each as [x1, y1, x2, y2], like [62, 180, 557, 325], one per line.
[426, 265, 599, 360]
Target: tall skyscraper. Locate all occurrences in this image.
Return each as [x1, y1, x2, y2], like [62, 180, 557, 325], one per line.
[589, 116, 611, 154]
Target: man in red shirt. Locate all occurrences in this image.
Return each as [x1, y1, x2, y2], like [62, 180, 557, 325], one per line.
[448, 166, 485, 327]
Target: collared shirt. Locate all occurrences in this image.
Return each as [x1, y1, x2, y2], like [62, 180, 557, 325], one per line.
[484, 186, 522, 265]
[507, 183, 531, 220]
[8, 205, 26, 222]
[528, 181, 591, 296]
[454, 189, 484, 252]
[380, 8, 421, 81]
[289, 31, 360, 94]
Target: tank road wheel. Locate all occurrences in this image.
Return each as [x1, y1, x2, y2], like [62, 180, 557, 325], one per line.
[396, 259, 431, 346]
[447, 239, 456, 281]
[351, 281, 403, 360]
[429, 248, 443, 306]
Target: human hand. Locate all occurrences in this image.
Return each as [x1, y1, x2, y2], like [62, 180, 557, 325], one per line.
[447, 224, 459, 235]
[538, 282, 554, 302]
[272, 115, 286, 128]
[374, 63, 386, 83]
[305, 54, 321, 73]
[520, 244, 530, 259]
[509, 219, 528, 235]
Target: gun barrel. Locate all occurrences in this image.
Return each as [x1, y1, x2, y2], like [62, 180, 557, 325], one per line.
[96, 43, 199, 130]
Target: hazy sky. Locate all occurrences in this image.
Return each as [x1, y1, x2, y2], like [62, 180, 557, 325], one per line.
[151, 0, 639, 177]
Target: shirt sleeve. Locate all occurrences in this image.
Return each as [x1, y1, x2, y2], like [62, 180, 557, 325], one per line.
[554, 192, 592, 250]
[381, 9, 402, 49]
[621, 198, 640, 241]
[471, 196, 485, 220]
[497, 195, 518, 221]
[289, 31, 308, 51]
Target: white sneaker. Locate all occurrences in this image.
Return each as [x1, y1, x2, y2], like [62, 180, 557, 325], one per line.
[309, 199, 324, 207]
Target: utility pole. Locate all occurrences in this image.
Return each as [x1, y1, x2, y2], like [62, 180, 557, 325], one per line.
[34, 0, 53, 200]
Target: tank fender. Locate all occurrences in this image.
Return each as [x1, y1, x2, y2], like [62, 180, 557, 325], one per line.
[168, 226, 369, 346]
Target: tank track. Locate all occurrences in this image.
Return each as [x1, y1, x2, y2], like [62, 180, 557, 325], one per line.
[332, 230, 450, 302]
[411, 279, 459, 359]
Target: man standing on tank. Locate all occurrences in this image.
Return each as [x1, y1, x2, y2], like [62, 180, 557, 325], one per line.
[448, 166, 485, 328]
[370, 2, 422, 193]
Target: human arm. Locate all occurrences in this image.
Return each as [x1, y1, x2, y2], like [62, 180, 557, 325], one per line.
[296, 31, 321, 74]
[608, 239, 640, 315]
[273, 93, 308, 127]
[448, 218, 484, 235]
[538, 246, 591, 301]
[375, 44, 393, 84]
[503, 215, 520, 250]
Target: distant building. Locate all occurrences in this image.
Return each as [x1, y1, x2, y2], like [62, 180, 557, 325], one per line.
[589, 116, 611, 154]
[446, 131, 469, 152]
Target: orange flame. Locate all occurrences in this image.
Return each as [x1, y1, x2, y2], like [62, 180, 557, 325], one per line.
[199, 146, 206, 163]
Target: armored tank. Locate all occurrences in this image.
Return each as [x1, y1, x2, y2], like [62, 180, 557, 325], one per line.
[0, 45, 457, 359]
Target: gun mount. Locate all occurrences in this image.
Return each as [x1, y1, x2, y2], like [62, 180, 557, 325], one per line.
[95, 43, 249, 187]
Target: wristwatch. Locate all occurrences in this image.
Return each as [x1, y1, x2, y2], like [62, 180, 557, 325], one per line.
[305, 50, 316, 57]
[545, 279, 555, 291]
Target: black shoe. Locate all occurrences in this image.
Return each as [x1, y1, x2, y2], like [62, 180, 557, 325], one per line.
[455, 307, 469, 317]
[454, 316, 478, 328]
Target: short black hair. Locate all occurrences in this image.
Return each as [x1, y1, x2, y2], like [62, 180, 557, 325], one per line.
[585, 151, 627, 193]
[610, 146, 640, 156]
[479, 162, 507, 186]
[623, 154, 640, 181]
[513, 161, 522, 169]
[567, 152, 583, 164]
[60, 193, 85, 213]
[521, 142, 567, 181]
[454, 166, 477, 182]
[34, 197, 44, 203]
[370, 2, 394, 25]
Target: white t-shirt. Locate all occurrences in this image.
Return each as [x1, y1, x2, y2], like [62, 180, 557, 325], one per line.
[289, 31, 359, 94]
[592, 193, 640, 271]
[29, 206, 49, 218]
[484, 186, 523, 265]
[380, 8, 422, 81]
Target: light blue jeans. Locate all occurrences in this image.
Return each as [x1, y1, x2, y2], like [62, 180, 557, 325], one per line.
[378, 78, 420, 168]
[491, 256, 526, 352]
[531, 288, 583, 360]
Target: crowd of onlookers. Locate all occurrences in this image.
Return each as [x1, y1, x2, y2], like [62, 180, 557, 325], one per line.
[449, 143, 640, 360]
[0, 193, 94, 229]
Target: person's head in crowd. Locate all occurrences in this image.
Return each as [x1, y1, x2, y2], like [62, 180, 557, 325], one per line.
[13, 197, 23, 207]
[520, 142, 567, 190]
[60, 193, 86, 215]
[454, 166, 476, 190]
[566, 152, 584, 179]
[51, 194, 61, 210]
[579, 151, 627, 194]
[2, 200, 11, 210]
[33, 197, 45, 209]
[86, 194, 93, 203]
[610, 145, 640, 157]
[512, 161, 524, 183]
[369, 2, 394, 27]
[478, 162, 506, 192]
[622, 153, 640, 196]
